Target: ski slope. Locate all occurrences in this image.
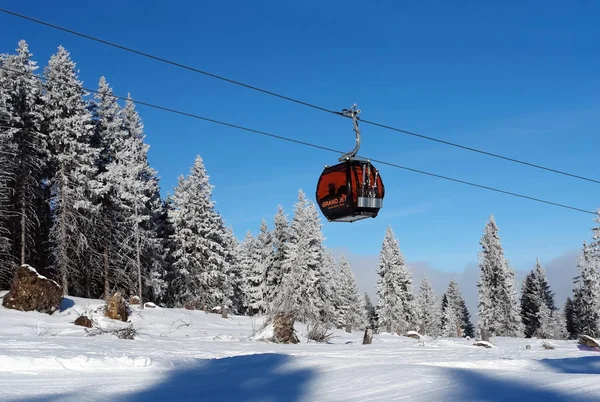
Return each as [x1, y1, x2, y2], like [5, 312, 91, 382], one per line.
[1, 291, 600, 401]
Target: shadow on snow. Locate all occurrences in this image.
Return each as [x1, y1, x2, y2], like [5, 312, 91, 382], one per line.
[12, 353, 316, 402]
[447, 355, 600, 401]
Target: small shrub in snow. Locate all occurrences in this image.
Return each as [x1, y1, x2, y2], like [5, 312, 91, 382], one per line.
[307, 322, 335, 343]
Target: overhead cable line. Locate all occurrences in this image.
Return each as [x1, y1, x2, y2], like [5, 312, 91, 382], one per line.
[1, 66, 597, 216]
[1, 7, 599, 185]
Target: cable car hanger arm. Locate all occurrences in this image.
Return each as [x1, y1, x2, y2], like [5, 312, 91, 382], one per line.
[334, 104, 361, 162]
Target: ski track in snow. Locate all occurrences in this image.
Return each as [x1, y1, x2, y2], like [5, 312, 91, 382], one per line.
[1, 293, 600, 401]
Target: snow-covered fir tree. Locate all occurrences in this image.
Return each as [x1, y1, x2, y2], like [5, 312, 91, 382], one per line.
[89, 76, 132, 298]
[415, 275, 440, 336]
[272, 189, 328, 325]
[320, 248, 340, 327]
[375, 225, 416, 334]
[0, 48, 17, 286]
[363, 292, 377, 329]
[571, 241, 600, 337]
[564, 297, 578, 339]
[520, 258, 556, 338]
[114, 94, 164, 305]
[0, 40, 47, 269]
[168, 155, 227, 308]
[266, 205, 289, 313]
[440, 279, 473, 338]
[535, 303, 568, 340]
[254, 219, 274, 314]
[222, 225, 245, 315]
[243, 229, 264, 315]
[477, 214, 523, 337]
[43, 45, 100, 296]
[337, 254, 365, 332]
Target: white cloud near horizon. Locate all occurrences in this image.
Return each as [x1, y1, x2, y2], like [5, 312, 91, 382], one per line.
[330, 246, 581, 327]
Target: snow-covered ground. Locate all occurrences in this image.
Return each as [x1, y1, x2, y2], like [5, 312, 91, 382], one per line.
[2, 292, 600, 401]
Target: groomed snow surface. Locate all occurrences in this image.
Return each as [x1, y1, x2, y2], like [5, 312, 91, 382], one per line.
[2, 292, 600, 401]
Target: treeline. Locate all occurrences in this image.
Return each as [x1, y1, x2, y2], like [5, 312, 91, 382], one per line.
[1, 40, 598, 340]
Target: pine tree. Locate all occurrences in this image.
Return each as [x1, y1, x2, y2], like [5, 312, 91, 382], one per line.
[0, 40, 47, 269]
[571, 242, 600, 337]
[43, 45, 100, 296]
[375, 225, 416, 334]
[337, 254, 365, 332]
[477, 214, 523, 337]
[416, 275, 440, 336]
[168, 155, 227, 308]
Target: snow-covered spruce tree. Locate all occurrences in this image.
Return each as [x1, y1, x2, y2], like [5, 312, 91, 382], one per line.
[89, 76, 133, 299]
[301, 195, 331, 326]
[168, 155, 227, 309]
[415, 275, 440, 336]
[0, 40, 47, 269]
[320, 248, 340, 327]
[271, 189, 328, 325]
[440, 294, 459, 338]
[440, 279, 473, 338]
[253, 219, 273, 314]
[110, 94, 164, 306]
[243, 230, 264, 315]
[266, 205, 289, 313]
[476, 214, 523, 337]
[363, 292, 377, 329]
[222, 225, 245, 315]
[337, 254, 365, 332]
[155, 195, 177, 306]
[571, 241, 600, 337]
[375, 225, 417, 334]
[43, 45, 100, 296]
[564, 296, 578, 339]
[520, 258, 556, 338]
[535, 303, 568, 340]
[0, 50, 17, 286]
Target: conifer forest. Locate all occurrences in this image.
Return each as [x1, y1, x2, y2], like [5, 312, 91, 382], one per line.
[2, 39, 600, 340]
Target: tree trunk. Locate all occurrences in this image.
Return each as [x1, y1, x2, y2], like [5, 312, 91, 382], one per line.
[480, 326, 490, 342]
[345, 322, 352, 333]
[20, 201, 25, 266]
[103, 245, 110, 300]
[59, 164, 68, 296]
[362, 328, 373, 344]
[221, 304, 228, 319]
[134, 199, 143, 309]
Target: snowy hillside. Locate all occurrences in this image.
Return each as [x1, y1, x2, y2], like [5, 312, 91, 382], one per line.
[2, 292, 600, 401]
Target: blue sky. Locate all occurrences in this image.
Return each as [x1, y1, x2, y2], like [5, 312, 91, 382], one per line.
[1, 1, 599, 282]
